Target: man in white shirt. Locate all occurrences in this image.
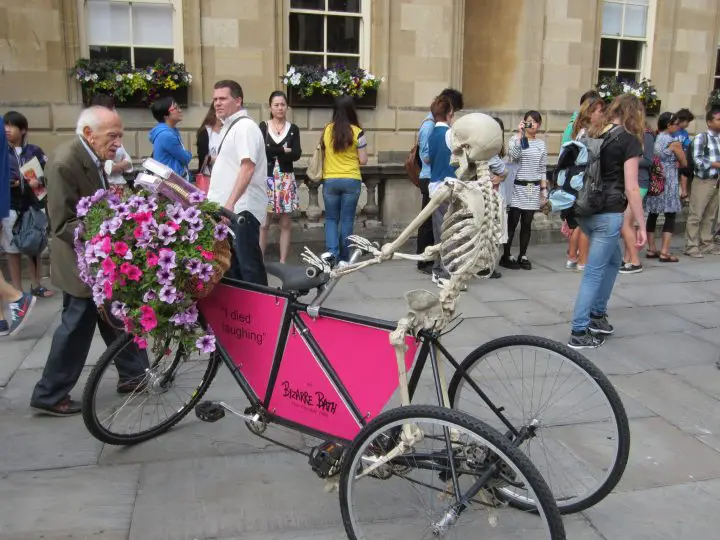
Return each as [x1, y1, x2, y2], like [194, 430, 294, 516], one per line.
[208, 80, 268, 285]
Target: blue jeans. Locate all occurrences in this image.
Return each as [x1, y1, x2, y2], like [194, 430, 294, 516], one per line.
[323, 178, 362, 261]
[571, 212, 624, 332]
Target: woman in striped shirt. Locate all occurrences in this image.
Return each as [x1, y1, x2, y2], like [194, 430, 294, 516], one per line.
[500, 111, 548, 270]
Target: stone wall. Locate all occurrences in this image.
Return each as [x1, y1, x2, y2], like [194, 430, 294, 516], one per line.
[2, 0, 720, 167]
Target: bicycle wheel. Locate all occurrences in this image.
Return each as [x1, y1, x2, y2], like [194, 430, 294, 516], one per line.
[339, 405, 565, 540]
[82, 333, 220, 445]
[447, 335, 630, 514]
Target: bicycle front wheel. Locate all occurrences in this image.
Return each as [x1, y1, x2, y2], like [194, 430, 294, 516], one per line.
[448, 335, 630, 514]
[339, 405, 565, 540]
[82, 333, 220, 445]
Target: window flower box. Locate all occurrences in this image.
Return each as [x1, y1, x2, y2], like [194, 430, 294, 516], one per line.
[596, 76, 660, 116]
[73, 58, 192, 108]
[282, 65, 382, 109]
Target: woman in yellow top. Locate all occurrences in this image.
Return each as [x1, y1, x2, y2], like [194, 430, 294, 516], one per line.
[322, 95, 368, 262]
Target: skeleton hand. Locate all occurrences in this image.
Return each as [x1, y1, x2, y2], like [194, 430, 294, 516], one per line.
[347, 235, 383, 258]
[300, 247, 332, 274]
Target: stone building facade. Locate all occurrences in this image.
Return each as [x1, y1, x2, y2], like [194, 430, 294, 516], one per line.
[1, 0, 719, 165]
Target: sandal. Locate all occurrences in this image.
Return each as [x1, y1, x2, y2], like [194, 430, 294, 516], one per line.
[659, 253, 679, 263]
[31, 286, 55, 298]
[646, 250, 660, 259]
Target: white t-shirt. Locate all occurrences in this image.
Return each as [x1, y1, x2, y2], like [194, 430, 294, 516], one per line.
[208, 110, 268, 225]
[105, 145, 133, 185]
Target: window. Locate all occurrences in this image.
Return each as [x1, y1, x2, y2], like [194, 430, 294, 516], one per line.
[84, 0, 183, 67]
[598, 0, 650, 82]
[288, 0, 370, 69]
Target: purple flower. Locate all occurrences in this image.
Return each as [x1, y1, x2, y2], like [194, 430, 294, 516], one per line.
[77, 197, 92, 217]
[169, 305, 199, 327]
[165, 203, 184, 222]
[143, 290, 157, 303]
[195, 334, 216, 354]
[158, 249, 177, 270]
[110, 301, 129, 319]
[189, 219, 204, 232]
[128, 195, 144, 208]
[113, 202, 131, 218]
[198, 263, 214, 282]
[157, 224, 177, 246]
[159, 285, 178, 304]
[99, 217, 123, 236]
[84, 244, 100, 264]
[183, 207, 200, 225]
[181, 229, 199, 243]
[214, 223, 230, 241]
[188, 191, 206, 204]
[185, 258, 203, 275]
[157, 268, 175, 286]
[90, 189, 106, 203]
[92, 283, 106, 305]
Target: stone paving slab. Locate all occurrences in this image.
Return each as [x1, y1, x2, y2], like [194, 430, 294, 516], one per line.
[0, 464, 139, 540]
[598, 332, 719, 371]
[584, 478, 720, 540]
[612, 282, 720, 307]
[665, 301, 720, 329]
[667, 365, 720, 400]
[612, 371, 720, 439]
[483, 299, 565, 326]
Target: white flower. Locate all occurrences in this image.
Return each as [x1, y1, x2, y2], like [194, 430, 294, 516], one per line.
[116, 75, 123, 82]
[321, 76, 330, 86]
[287, 66, 296, 76]
[186, 74, 193, 84]
[365, 73, 375, 81]
[145, 74, 152, 81]
[282, 77, 289, 85]
[622, 83, 631, 93]
[91, 73, 98, 81]
[290, 73, 301, 85]
[127, 73, 134, 79]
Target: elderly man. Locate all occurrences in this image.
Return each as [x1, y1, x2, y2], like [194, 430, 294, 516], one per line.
[207, 80, 268, 285]
[0, 117, 35, 336]
[30, 107, 148, 416]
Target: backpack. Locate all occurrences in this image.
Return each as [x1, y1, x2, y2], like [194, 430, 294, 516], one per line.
[549, 126, 622, 217]
[648, 155, 665, 196]
[12, 206, 48, 256]
[405, 118, 434, 187]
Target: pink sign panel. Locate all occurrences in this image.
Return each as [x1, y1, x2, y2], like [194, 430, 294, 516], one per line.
[298, 312, 418, 425]
[269, 328, 362, 440]
[199, 284, 287, 401]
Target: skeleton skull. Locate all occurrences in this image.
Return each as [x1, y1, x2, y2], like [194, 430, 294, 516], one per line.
[450, 114, 504, 181]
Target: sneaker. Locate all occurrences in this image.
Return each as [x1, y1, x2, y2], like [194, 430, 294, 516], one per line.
[619, 263, 643, 275]
[499, 255, 520, 270]
[702, 245, 720, 255]
[576, 264, 586, 272]
[566, 260, 578, 270]
[518, 256, 532, 270]
[8, 293, 36, 337]
[589, 314, 614, 335]
[568, 329, 605, 350]
[417, 264, 433, 276]
[0, 319, 9, 337]
[684, 249, 704, 258]
[476, 268, 502, 279]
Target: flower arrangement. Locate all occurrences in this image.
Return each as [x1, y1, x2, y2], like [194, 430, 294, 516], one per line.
[596, 76, 659, 108]
[74, 188, 229, 354]
[72, 58, 193, 104]
[282, 65, 383, 98]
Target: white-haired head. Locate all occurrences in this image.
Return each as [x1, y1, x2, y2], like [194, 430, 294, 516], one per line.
[75, 106, 123, 160]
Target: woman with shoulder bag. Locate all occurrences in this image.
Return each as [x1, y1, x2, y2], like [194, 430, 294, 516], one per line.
[195, 105, 222, 193]
[259, 91, 302, 263]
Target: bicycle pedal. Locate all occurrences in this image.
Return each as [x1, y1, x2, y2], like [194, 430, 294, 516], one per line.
[195, 401, 226, 423]
[309, 441, 345, 479]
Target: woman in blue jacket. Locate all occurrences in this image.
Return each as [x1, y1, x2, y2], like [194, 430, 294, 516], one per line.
[148, 97, 192, 179]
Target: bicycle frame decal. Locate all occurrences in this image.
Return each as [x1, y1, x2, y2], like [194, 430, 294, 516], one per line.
[199, 284, 287, 401]
[297, 312, 418, 425]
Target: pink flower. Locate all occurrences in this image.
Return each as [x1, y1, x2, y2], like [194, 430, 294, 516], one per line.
[134, 227, 145, 240]
[101, 257, 116, 276]
[200, 249, 214, 261]
[120, 262, 132, 275]
[167, 221, 181, 231]
[133, 336, 148, 349]
[114, 242, 129, 257]
[101, 236, 112, 254]
[103, 280, 113, 299]
[126, 266, 143, 281]
[131, 211, 152, 224]
[139, 305, 157, 332]
[146, 251, 159, 267]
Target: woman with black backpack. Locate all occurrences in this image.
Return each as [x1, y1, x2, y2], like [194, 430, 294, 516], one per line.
[567, 94, 647, 350]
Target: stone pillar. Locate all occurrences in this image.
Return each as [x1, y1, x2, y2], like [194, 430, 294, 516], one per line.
[363, 176, 381, 227]
[305, 180, 323, 225]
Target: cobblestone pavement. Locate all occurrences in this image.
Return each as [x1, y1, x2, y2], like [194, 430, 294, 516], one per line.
[1, 241, 720, 539]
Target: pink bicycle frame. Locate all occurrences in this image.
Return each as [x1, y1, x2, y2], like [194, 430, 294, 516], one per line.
[199, 281, 419, 441]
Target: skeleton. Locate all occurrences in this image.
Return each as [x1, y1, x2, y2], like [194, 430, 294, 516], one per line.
[302, 114, 506, 478]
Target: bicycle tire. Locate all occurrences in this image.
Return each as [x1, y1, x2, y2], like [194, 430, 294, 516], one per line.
[339, 404, 566, 540]
[82, 333, 220, 445]
[447, 334, 630, 514]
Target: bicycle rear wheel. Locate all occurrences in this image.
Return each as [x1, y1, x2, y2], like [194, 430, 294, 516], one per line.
[82, 333, 220, 445]
[339, 405, 565, 539]
[448, 335, 630, 514]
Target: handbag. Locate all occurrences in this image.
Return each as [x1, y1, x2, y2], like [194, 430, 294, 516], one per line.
[194, 155, 212, 194]
[405, 118, 434, 187]
[305, 126, 327, 184]
[12, 206, 48, 256]
[648, 155, 665, 197]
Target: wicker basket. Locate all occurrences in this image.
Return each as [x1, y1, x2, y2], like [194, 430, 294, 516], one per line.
[193, 235, 232, 299]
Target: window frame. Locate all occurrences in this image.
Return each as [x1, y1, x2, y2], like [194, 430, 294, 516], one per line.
[286, 0, 371, 69]
[597, 0, 656, 82]
[79, 0, 184, 66]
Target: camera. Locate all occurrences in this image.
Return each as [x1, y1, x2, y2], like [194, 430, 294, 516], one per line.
[524, 121, 533, 129]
